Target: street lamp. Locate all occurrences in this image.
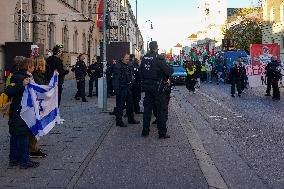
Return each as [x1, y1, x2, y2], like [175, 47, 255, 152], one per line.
[146, 20, 153, 41]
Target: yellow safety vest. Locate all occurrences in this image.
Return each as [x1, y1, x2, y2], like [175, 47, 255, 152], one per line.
[201, 65, 206, 72]
[187, 68, 195, 75]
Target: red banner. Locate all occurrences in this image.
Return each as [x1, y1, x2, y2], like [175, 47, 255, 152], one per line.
[249, 44, 280, 76]
[97, 0, 103, 28]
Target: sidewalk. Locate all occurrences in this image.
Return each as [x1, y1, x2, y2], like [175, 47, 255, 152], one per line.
[0, 80, 209, 189]
[0, 80, 114, 188]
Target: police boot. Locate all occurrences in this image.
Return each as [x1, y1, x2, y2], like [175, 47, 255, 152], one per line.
[116, 121, 127, 127]
[128, 118, 140, 124]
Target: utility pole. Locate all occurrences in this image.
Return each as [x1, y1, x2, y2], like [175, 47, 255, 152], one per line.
[102, 0, 108, 111]
[20, 0, 23, 42]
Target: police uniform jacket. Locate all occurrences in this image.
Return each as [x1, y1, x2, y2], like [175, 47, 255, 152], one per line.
[88, 63, 103, 79]
[112, 61, 133, 92]
[140, 52, 173, 90]
[72, 61, 87, 81]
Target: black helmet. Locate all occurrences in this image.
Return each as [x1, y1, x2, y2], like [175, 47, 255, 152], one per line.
[149, 41, 158, 51]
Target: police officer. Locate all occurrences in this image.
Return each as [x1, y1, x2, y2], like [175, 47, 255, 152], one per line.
[266, 56, 282, 100]
[131, 57, 143, 114]
[72, 54, 88, 102]
[113, 53, 140, 127]
[230, 60, 242, 97]
[140, 41, 173, 139]
[186, 61, 196, 93]
[87, 56, 103, 97]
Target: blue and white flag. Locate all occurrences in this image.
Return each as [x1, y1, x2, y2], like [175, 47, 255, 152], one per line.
[21, 73, 60, 140]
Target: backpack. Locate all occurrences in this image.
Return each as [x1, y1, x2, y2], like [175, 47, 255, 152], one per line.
[0, 92, 11, 117]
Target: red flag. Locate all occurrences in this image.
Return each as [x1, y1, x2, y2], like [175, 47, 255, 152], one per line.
[205, 45, 209, 52]
[97, 0, 103, 28]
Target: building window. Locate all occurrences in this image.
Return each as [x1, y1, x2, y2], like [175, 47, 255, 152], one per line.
[272, 38, 275, 43]
[48, 23, 55, 50]
[16, 9, 28, 42]
[282, 36, 284, 49]
[82, 33, 87, 53]
[270, 7, 275, 22]
[73, 29, 78, 52]
[81, 0, 86, 14]
[73, 0, 78, 9]
[63, 25, 69, 51]
[281, 3, 284, 21]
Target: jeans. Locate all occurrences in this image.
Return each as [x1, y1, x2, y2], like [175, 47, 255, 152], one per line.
[10, 135, 29, 166]
[207, 71, 212, 82]
[217, 72, 223, 84]
[89, 77, 98, 96]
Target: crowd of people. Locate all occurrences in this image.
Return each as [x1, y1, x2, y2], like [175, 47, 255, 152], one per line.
[3, 44, 70, 169]
[2, 40, 283, 171]
[182, 53, 282, 100]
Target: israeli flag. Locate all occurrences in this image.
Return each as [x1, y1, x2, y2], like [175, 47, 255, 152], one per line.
[21, 73, 60, 140]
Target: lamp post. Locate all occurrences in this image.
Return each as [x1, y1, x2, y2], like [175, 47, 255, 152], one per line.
[102, 0, 108, 111]
[20, 0, 23, 42]
[146, 19, 153, 41]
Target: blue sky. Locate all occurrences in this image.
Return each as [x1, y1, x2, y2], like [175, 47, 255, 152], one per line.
[128, 0, 259, 51]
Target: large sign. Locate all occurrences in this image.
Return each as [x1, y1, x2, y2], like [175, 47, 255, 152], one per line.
[248, 44, 280, 87]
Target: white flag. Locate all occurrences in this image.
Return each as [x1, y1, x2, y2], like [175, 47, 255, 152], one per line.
[21, 73, 60, 140]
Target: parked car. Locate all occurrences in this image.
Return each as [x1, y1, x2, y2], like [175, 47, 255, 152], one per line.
[171, 65, 187, 85]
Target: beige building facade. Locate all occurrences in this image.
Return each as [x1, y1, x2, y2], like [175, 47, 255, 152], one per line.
[0, 0, 102, 87]
[262, 0, 284, 60]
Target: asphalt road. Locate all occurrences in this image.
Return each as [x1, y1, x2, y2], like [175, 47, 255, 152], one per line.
[172, 83, 284, 189]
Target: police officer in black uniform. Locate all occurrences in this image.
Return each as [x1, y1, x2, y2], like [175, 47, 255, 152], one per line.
[87, 56, 103, 97]
[71, 54, 88, 102]
[113, 53, 140, 127]
[140, 41, 173, 139]
[266, 56, 282, 100]
[131, 57, 143, 114]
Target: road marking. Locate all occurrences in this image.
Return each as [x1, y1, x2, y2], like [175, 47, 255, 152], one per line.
[173, 96, 229, 189]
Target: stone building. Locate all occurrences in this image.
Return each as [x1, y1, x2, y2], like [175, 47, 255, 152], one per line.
[0, 0, 101, 87]
[262, 0, 284, 60]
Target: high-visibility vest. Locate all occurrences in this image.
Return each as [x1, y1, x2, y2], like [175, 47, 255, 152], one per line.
[201, 64, 206, 72]
[187, 68, 195, 75]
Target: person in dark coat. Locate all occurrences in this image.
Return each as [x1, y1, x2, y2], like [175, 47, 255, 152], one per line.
[87, 56, 103, 97]
[230, 61, 242, 97]
[131, 58, 143, 114]
[5, 58, 40, 169]
[140, 41, 173, 139]
[46, 45, 69, 106]
[265, 56, 282, 100]
[112, 53, 140, 127]
[71, 54, 88, 102]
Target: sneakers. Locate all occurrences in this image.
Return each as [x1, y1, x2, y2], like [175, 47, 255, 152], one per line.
[56, 118, 65, 124]
[82, 99, 88, 102]
[265, 94, 271, 96]
[152, 120, 157, 124]
[20, 161, 40, 169]
[87, 94, 92, 97]
[30, 149, 47, 158]
[231, 94, 235, 98]
[74, 97, 80, 100]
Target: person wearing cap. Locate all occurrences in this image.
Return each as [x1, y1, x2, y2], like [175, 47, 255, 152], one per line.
[46, 45, 69, 106]
[140, 41, 173, 139]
